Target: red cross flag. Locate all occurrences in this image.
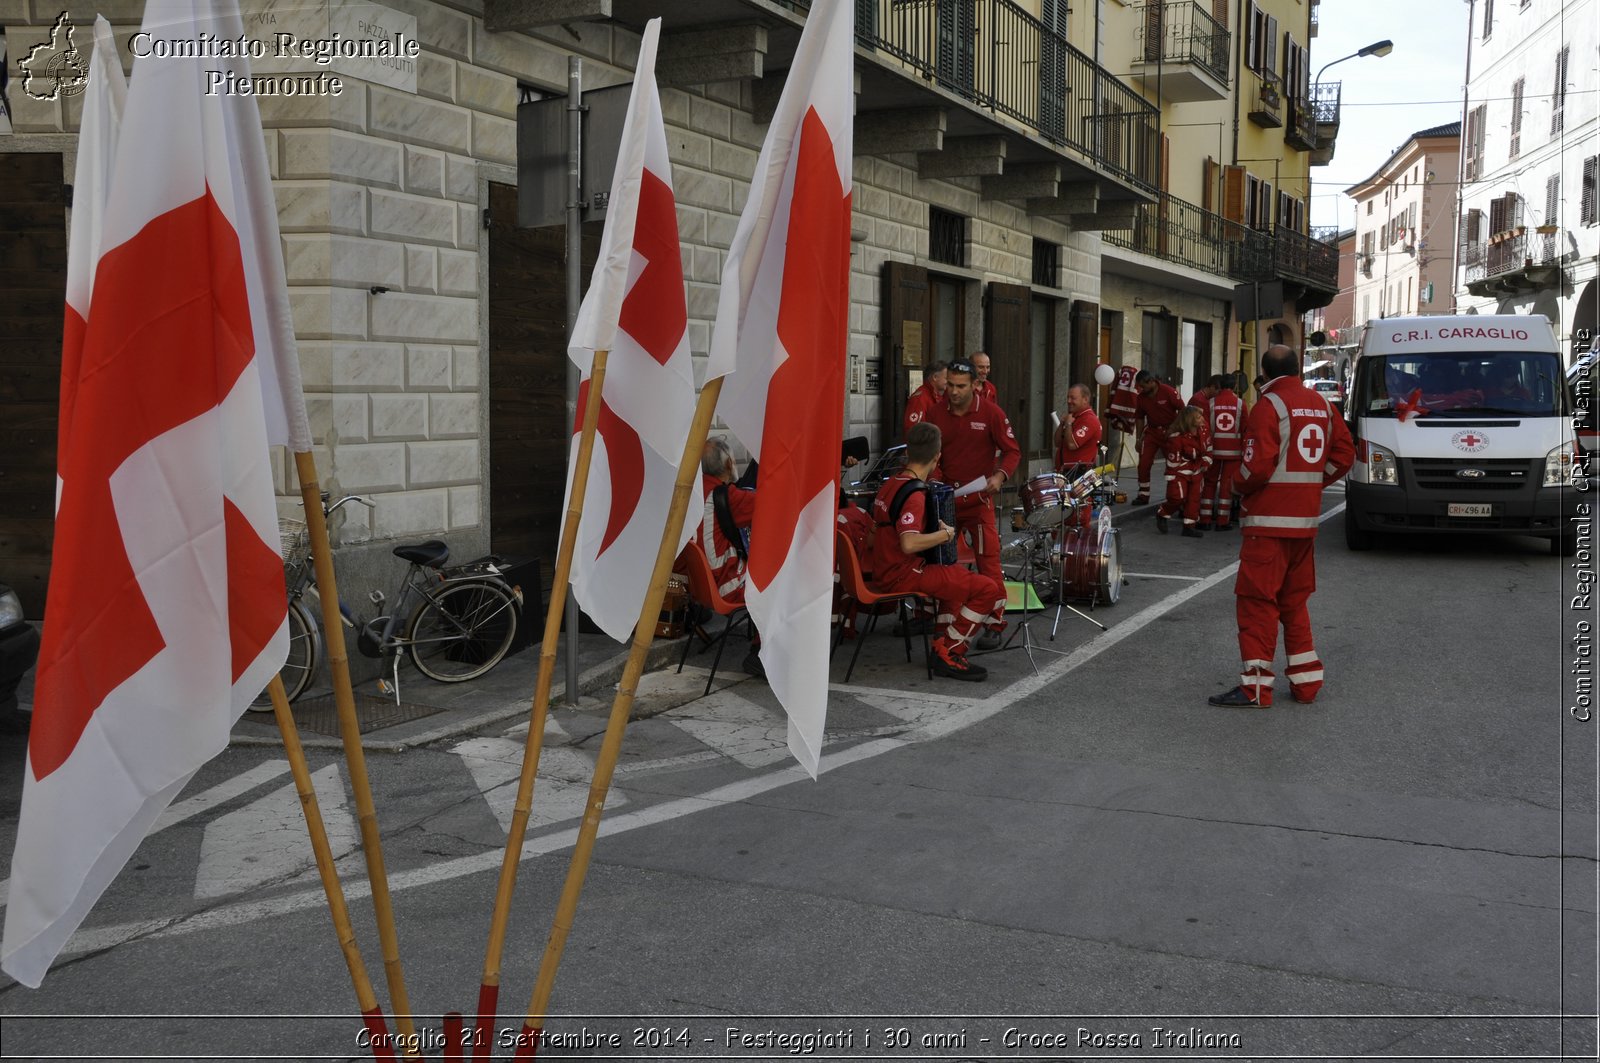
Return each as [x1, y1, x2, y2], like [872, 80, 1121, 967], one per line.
[58, 16, 126, 508]
[565, 18, 699, 640]
[3, 0, 312, 987]
[706, 0, 854, 776]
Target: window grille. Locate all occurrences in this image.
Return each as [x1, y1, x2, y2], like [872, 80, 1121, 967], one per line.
[929, 207, 968, 267]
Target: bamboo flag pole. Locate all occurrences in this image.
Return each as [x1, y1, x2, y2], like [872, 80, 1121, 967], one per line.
[294, 450, 420, 1059]
[511, 379, 724, 1059]
[472, 349, 611, 1060]
[267, 674, 398, 1063]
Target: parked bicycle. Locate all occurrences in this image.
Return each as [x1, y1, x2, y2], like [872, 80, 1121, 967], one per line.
[251, 494, 522, 710]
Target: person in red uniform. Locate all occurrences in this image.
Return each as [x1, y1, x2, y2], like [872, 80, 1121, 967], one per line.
[1155, 406, 1211, 537]
[1053, 383, 1102, 472]
[870, 422, 1005, 681]
[1199, 374, 1245, 530]
[971, 351, 998, 405]
[902, 360, 948, 434]
[690, 436, 764, 677]
[924, 358, 1020, 649]
[1131, 369, 1185, 504]
[1209, 346, 1354, 708]
[1188, 376, 1219, 411]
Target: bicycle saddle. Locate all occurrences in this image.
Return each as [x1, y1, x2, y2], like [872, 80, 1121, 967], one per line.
[393, 540, 450, 568]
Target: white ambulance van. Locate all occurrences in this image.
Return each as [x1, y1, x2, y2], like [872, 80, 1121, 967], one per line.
[1343, 314, 1581, 555]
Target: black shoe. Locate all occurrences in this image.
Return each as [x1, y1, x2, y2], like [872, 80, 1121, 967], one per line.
[1208, 685, 1267, 707]
[1133, 494, 1151, 506]
[741, 650, 767, 680]
[1182, 525, 1203, 539]
[975, 627, 1004, 651]
[1155, 515, 1169, 534]
[930, 646, 987, 681]
[1196, 522, 1215, 532]
[1218, 521, 1236, 532]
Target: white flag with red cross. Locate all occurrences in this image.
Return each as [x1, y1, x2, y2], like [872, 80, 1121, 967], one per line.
[705, 0, 854, 777]
[564, 18, 699, 642]
[3, 0, 311, 987]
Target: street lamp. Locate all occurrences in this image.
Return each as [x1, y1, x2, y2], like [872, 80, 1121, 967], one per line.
[1311, 40, 1394, 146]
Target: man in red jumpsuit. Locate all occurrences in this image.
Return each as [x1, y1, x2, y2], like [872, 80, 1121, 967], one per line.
[1210, 346, 1354, 708]
[1199, 374, 1245, 530]
[1131, 369, 1185, 504]
[870, 423, 1006, 681]
[971, 351, 998, 404]
[690, 436, 764, 677]
[925, 358, 1020, 650]
[902, 360, 948, 434]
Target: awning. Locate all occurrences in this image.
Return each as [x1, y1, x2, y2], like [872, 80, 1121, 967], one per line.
[1303, 359, 1332, 374]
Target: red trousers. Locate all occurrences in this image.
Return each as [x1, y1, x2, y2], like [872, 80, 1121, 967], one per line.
[1136, 433, 1166, 497]
[1201, 459, 1240, 524]
[954, 494, 1006, 628]
[1159, 470, 1204, 523]
[1234, 535, 1323, 705]
[880, 562, 1005, 656]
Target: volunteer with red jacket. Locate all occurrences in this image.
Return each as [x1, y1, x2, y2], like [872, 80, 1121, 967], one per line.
[870, 422, 1006, 681]
[1199, 374, 1245, 530]
[1053, 383, 1101, 472]
[971, 351, 998, 405]
[1131, 369, 1185, 504]
[925, 358, 1020, 649]
[1210, 346, 1354, 708]
[689, 436, 764, 678]
[902, 360, 949, 434]
[1155, 406, 1211, 537]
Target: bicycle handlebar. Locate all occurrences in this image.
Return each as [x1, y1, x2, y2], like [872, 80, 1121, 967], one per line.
[326, 494, 377, 516]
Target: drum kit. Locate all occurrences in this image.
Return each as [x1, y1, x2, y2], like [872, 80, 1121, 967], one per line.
[999, 460, 1127, 668]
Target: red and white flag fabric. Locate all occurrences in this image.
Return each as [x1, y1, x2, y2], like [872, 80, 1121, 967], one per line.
[706, 0, 854, 777]
[3, 0, 311, 987]
[58, 15, 126, 505]
[565, 18, 698, 641]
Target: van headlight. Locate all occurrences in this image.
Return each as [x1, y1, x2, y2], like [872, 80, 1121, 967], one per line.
[1367, 442, 1399, 485]
[1544, 441, 1579, 487]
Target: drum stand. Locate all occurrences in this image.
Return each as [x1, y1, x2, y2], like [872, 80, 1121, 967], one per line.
[995, 502, 1106, 675]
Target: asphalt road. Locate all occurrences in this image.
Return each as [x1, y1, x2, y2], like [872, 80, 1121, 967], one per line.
[0, 490, 1594, 1062]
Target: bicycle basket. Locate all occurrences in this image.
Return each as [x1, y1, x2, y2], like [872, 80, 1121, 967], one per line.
[278, 517, 311, 569]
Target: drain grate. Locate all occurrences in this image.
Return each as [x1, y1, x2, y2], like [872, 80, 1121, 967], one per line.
[289, 692, 448, 737]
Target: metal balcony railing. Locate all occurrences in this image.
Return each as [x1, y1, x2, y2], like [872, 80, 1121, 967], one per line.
[1101, 191, 1234, 274]
[1465, 230, 1561, 284]
[1135, 1, 1230, 86]
[783, 0, 1160, 191]
[1226, 225, 1338, 291]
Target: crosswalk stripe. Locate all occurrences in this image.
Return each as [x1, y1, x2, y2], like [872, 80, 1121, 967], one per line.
[449, 736, 626, 834]
[665, 688, 794, 769]
[193, 765, 354, 900]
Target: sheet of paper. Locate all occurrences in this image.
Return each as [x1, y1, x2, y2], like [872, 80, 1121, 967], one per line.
[1051, 411, 1061, 430]
[952, 476, 988, 499]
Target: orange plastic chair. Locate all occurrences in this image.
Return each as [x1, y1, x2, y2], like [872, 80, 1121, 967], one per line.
[833, 528, 933, 682]
[676, 541, 753, 696]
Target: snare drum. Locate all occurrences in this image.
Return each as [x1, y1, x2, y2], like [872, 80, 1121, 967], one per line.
[1058, 508, 1122, 605]
[1019, 472, 1071, 528]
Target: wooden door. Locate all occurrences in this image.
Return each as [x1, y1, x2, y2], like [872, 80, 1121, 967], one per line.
[0, 153, 66, 617]
[486, 182, 598, 579]
[983, 281, 1031, 449]
[1070, 298, 1099, 395]
[881, 260, 931, 443]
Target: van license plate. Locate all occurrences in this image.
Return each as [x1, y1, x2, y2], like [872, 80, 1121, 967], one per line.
[1448, 503, 1493, 517]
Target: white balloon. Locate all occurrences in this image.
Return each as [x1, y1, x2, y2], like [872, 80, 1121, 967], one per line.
[1093, 363, 1117, 387]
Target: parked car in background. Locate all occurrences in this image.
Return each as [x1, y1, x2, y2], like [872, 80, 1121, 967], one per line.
[1, 581, 40, 718]
[1309, 378, 1344, 411]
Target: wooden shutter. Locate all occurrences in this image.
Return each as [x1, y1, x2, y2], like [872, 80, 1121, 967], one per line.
[1223, 165, 1247, 229]
[882, 260, 931, 443]
[1071, 300, 1099, 401]
[1243, 2, 1258, 70]
[1213, 0, 1229, 26]
[1552, 47, 1569, 134]
[983, 282, 1032, 451]
[1509, 78, 1524, 157]
[1144, 1, 1164, 62]
[1263, 15, 1279, 76]
[1582, 155, 1599, 226]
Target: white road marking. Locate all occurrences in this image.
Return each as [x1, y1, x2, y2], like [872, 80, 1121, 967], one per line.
[51, 505, 1349, 956]
[0, 760, 290, 909]
[193, 765, 353, 900]
[449, 736, 625, 834]
[667, 688, 792, 769]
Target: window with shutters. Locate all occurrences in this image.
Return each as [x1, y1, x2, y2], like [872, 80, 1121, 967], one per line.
[929, 207, 968, 267]
[1583, 156, 1599, 227]
[1263, 14, 1279, 76]
[1482, 0, 1494, 38]
[1213, 0, 1228, 27]
[1244, 173, 1260, 228]
[1552, 48, 1568, 135]
[1509, 78, 1524, 158]
[1543, 174, 1560, 261]
[1460, 207, 1483, 252]
[1464, 104, 1486, 181]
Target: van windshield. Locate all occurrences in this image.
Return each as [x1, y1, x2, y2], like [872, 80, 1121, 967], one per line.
[1356, 351, 1567, 418]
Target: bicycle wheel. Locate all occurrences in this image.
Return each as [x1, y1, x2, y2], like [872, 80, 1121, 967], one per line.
[407, 580, 518, 682]
[249, 599, 321, 711]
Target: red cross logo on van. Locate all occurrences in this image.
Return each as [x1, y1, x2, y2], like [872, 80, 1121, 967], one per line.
[1451, 430, 1490, 453]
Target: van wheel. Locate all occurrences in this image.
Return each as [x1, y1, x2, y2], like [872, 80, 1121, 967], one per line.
[1344, 505, 1374, 551]
[1551, 533, 1577, 558]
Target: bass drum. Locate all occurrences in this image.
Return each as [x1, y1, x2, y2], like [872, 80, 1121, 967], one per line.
[1059, 508, 1122, 606]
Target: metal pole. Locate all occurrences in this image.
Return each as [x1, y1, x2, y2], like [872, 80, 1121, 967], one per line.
[564, 56, 583, 705]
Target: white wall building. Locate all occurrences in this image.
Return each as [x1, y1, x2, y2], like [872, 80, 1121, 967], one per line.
[1456, 0, 1598, 359]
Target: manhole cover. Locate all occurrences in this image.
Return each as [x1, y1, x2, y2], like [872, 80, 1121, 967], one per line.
[290, 692, 448, 737]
